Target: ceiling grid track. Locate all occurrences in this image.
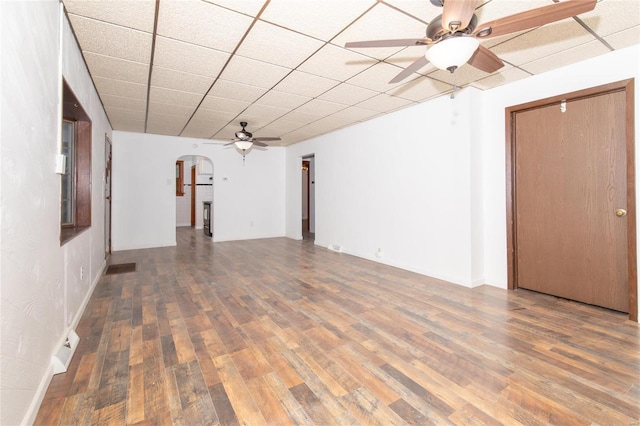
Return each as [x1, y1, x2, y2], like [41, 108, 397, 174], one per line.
[61, 0, 637, 145]
[143, 0, 161, 133]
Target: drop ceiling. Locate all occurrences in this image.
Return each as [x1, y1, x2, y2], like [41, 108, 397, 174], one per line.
[62, 0, 640, 146]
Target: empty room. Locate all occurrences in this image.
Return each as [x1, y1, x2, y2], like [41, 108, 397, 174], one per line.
[1, 0, 639, 424]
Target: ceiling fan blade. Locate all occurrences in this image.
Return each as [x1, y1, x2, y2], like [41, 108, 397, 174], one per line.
[252, 141, 268, 147]
[474, 0, 596, 39]
[467, 45, 504, 73]
[224, 141, 235, 146]
[345, 38, 431, 49]
[253, 137, 281, 142]
[389, 56, 429, 84]
[442, 0, 478, 32]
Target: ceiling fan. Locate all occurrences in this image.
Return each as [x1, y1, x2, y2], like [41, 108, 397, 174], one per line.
[225, 121, 281, 162]
[345, 0, 597, 84]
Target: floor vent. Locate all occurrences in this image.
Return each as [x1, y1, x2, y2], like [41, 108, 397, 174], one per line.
[52, 330, 79, 374]
[105, 262, 136, 275]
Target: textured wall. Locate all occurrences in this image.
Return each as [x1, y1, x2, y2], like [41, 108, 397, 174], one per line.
[285, 90, 479, 287]
[0, 2, 111, 424]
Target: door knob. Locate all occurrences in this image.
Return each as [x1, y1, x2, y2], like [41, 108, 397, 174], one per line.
[616, 209, 627, 217]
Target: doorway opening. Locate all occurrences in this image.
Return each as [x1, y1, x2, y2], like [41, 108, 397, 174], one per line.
[176, 155, 213, 238]
[302, 155, 315, 241]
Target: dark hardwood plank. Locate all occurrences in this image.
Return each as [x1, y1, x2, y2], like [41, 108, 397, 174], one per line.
[34, 228, 640, 425]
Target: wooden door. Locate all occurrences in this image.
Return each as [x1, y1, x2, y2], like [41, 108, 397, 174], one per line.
[514, 90, 630, 313]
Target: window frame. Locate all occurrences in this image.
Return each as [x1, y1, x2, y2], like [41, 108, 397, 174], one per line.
[60, 80, 92, 245]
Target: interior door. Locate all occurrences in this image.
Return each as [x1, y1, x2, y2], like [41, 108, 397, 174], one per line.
[514, 90, 629, 312]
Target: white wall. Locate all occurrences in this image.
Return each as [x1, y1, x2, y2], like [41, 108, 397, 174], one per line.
[286, 89, 482, 286]
[0, 2, 111, 425]
[285, 44, 640, 314]
[112, 132, 285, 250]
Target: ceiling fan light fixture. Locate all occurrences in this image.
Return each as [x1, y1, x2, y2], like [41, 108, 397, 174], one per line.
[425, 36, 480, 71]
[234, 140, 253, 150]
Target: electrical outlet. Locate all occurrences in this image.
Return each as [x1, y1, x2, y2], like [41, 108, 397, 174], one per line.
[80, 266, 84, 280]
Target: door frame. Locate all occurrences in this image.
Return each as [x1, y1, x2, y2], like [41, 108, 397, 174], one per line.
[191, 165, 196, 227]
[505, 79, 637, 321]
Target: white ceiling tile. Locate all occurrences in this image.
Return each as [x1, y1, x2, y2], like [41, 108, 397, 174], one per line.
[65, 0, 631, 139]
[153, 36, 231, 78]
[334, 3, 429, 60]
[200, 95, 251, 115]
[190, 107, 238, 124]
[605, 25, 640, 50]
[219, 56, 292, 88]
[346, 61, 414, 92]
[491, 21, 597, 66]
[209, 80, 267, 103]
[298, 44, 376, 82]
[356, 93, 415, 112]
[280, 128, 318, 145]
[470, 66, 531, 91]
[204, 0, 266, 17]
[151, 67, 215, 94]
[239, 104, 291, 123]
[579, 0, 640, 37]
[106, 107, 146, 121]
[146, 117, 186, 136]
[257, 119, 305, 135]
[84, 52, 149, 84]
[157, 0, 253, 52]
[255, 90, 312, 110]
[67, 14, 152, 63]
[94, 77, 147, 100]
[280, 110, 323, 124]
[148, 102, 195, 118]
[261, 0, 376, 41]
[149, 87, 203, 108]
[101, 94, 146, 112]
[294, 99, 347, 117]
[110, 120, 145, 133]
[330, 106, 380, 122]
[299, 115, 353, 133]
[181, 126, 218, 140]
[273, 70, 339, 97]
[63, 0, 156, 32]
[182, 118, 229, 137]
[383, 0, 440, 23]
[520, 40, 612, 75]
[319, 83, 378, 105]
[387, 75, 452, 101]
[236, 21, 324, 69]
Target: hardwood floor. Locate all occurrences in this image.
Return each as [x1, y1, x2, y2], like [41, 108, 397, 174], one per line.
[35, 228, 640, 425]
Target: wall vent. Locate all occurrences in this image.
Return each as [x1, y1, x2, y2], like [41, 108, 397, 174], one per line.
[329, 244, 343, 253]
[51, 330, 80, 374]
